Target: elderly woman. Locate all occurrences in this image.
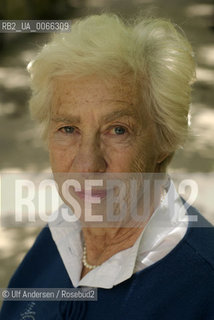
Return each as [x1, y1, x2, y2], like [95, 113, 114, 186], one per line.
[1, 13, 214, 320]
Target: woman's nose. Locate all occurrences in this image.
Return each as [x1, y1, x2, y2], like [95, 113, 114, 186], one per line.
[71, 137, 107, 173]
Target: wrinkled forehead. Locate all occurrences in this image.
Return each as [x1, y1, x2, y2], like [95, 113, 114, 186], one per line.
[51, 74, 142, 112]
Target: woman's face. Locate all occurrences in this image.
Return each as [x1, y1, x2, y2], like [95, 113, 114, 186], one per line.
[48, 75, 160, 174]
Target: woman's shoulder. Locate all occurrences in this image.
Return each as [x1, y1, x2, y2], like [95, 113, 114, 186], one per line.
[184, 204, 214, 271]
[7, 225, 72, 289]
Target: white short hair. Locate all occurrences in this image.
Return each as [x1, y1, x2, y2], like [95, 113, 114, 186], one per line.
[28, 13, 196, 156]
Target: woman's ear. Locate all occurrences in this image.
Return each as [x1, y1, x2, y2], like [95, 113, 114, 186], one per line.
[155, 152, 175, 173]
[157, 152, 170, 164]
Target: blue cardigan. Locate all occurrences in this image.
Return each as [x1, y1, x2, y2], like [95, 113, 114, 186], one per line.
[1, 205, 214, 320]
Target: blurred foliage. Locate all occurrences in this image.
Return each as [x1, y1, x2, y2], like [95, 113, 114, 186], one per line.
[0, 0, 74, 19]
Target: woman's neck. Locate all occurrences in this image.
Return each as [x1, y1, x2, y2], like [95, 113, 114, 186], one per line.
[80, 226, 144, 278]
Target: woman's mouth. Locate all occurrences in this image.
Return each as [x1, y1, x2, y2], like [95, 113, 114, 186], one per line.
[75, 189, 107, 199]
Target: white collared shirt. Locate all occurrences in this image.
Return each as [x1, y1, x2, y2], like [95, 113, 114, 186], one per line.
[49, 181, 188, 289]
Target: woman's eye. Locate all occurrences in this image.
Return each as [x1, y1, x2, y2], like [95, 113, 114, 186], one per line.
[59, 126, 75, 134]
[113, 126, 127, 135]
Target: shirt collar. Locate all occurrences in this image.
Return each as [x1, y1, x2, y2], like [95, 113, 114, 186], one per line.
[49, 180, 188, 288]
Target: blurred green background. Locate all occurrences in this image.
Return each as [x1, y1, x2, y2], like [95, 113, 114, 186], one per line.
[0, 0, 214, 304]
